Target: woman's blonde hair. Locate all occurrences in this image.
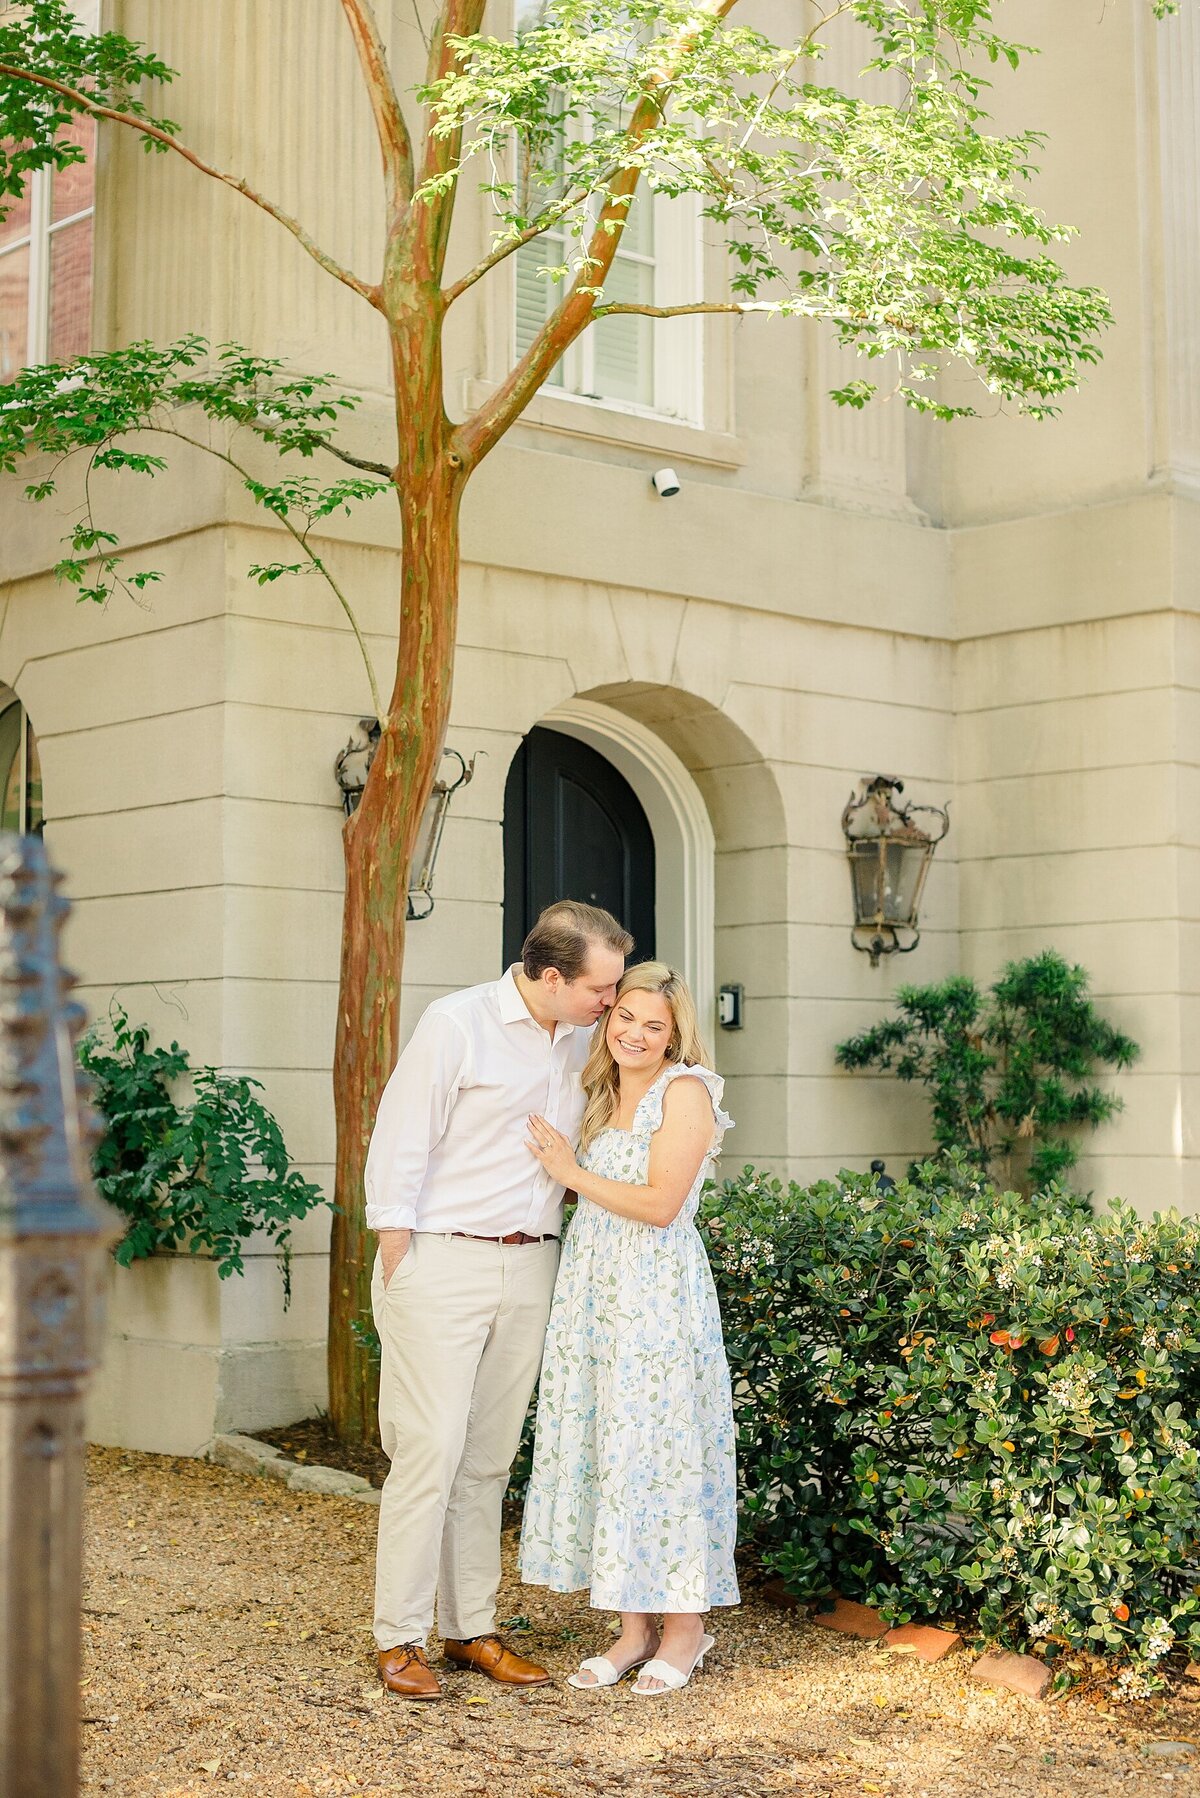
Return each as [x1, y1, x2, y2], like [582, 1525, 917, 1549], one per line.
[578, 961, 711, 1153]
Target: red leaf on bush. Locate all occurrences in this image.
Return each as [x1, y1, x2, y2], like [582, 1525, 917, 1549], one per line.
[1065, 1326, 1075, 1342]
[1038, 1335, 1061, 1356]
[989, 1330, 1011, 1347]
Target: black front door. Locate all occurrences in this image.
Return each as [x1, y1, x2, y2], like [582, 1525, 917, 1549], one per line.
[503, 726, 656, 968]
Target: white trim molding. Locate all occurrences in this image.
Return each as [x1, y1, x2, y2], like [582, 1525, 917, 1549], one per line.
[461, 375, 745, 469]
[541, 696, 716, 1031]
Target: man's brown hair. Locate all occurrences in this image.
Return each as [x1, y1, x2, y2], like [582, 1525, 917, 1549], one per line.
[521, 900, 633, 981]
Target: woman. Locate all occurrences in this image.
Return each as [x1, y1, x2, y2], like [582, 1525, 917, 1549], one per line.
[520, 962, 739, 1696]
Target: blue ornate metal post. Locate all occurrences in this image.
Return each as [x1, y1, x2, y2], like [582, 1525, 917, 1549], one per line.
[0, 837, 118, 1797]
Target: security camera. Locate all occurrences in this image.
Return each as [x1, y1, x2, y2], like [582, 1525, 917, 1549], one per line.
[651, 467, 681, 498]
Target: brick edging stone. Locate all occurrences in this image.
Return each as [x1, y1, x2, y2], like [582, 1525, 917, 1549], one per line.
[208, 1432, 382, 1506]
[768, 1584, 1051, 1698]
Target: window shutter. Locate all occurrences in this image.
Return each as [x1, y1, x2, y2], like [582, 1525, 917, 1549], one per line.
[592, 254, 654, 406]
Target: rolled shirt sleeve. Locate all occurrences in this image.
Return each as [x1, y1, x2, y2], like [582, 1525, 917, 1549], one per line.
[364, 1009, 469, 1232]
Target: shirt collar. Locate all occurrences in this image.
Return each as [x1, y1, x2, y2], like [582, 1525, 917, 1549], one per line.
[498, 964, 576, 1035]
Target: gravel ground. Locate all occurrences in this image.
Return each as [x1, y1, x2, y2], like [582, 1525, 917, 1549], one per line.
[81, 1447, 1199, 1798]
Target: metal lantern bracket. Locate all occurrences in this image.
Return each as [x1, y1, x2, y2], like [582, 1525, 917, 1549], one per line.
[333, 724, 479, 922]
[841, 774, 950, 967]
[406, 747, 479, 922]
[333, 717, 381, 817]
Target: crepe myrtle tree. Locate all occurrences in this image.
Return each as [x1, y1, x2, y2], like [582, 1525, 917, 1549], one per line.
[0, 0, 1180, 1438]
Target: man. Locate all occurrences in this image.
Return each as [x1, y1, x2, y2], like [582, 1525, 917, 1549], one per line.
[365, 899, 632, 1700]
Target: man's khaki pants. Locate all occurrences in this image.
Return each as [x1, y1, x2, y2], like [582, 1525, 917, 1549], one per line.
[371, 1231, 558, 1651]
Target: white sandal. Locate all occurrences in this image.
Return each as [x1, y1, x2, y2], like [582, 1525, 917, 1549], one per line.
[632, 1634, 714, 1697]
[567, 1653, 652, 1690]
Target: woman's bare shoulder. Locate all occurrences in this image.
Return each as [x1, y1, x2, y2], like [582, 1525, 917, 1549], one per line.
[659, 1069, 718, 1122]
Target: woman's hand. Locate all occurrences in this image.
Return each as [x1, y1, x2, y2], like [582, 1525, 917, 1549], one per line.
[526, 1113, 580, 1186]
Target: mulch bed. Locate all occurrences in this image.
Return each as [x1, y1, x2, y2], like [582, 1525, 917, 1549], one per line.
[252, 1415, 389, 1487]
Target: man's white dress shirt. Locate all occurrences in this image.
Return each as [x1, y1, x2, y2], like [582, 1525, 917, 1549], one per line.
[364, 966, 592, 1237]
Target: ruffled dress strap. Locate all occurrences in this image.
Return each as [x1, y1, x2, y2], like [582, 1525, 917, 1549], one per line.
[635, 1062, 733, 1155]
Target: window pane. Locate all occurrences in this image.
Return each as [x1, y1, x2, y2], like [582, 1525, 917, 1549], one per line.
[0, 173, 33, 250]
[48, 215, 93, 362]
[0, 242, 30, 382]
[51, 112, 95, 222]
[592, 252, 653, 406]
[0, 704, 22, 834]
[515, 236, 565, 387]
[25, 718, 43, 836]
[617, 190, 654, 262]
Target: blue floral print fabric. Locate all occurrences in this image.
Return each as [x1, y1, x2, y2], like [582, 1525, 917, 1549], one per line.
[519, 1063, 741, 1613]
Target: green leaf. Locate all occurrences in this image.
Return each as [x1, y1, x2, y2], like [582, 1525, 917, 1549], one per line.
[77, 1003, 329, 1307]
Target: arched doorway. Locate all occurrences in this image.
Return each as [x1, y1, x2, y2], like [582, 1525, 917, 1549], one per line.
[503, 725, 656, 967]
[0, 688, 43, 835]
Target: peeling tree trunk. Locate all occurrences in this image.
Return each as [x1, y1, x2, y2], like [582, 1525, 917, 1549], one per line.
[327, 326, 463, 1439]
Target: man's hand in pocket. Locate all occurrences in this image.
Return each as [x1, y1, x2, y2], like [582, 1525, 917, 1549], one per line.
[379, 1228, 413, 1289]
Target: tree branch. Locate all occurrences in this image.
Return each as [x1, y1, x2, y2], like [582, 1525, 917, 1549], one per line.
[443, 186, 592, 306]
[306, 437, 394, 478]
[0, 61, 381, 308]
[337, 0, 415, 211]
[592, 300, 776, 319]
[409, 0, 488, 287]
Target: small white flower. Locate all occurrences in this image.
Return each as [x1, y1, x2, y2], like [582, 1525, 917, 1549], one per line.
[1116, 1666, 1154, 1701]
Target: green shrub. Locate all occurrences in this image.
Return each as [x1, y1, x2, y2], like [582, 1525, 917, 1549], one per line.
[700, 1158, 1200, 1683]
[79, 1003, 328, 1303]
[835, 951, 1139, 1191]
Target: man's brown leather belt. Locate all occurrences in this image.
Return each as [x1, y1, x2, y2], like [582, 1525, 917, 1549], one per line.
[451, 1230, 558, 1246]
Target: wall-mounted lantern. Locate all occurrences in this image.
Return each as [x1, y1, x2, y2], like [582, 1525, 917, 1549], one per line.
[407, 748, 478, 921]
[334, 722, 478, 921]
[841, 775, 949, 966]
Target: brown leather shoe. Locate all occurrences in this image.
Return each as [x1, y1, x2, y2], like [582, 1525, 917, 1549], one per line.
[443, 1633, 551, 1686]
[378, 1642, 443, 1700]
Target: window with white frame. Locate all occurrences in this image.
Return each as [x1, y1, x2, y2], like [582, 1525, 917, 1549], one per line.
[511, 15, 703, 423]
[0, 7, 96, 381]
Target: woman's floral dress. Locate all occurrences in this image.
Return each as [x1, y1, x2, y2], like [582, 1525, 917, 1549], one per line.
[519, 1063, 740, 1613]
